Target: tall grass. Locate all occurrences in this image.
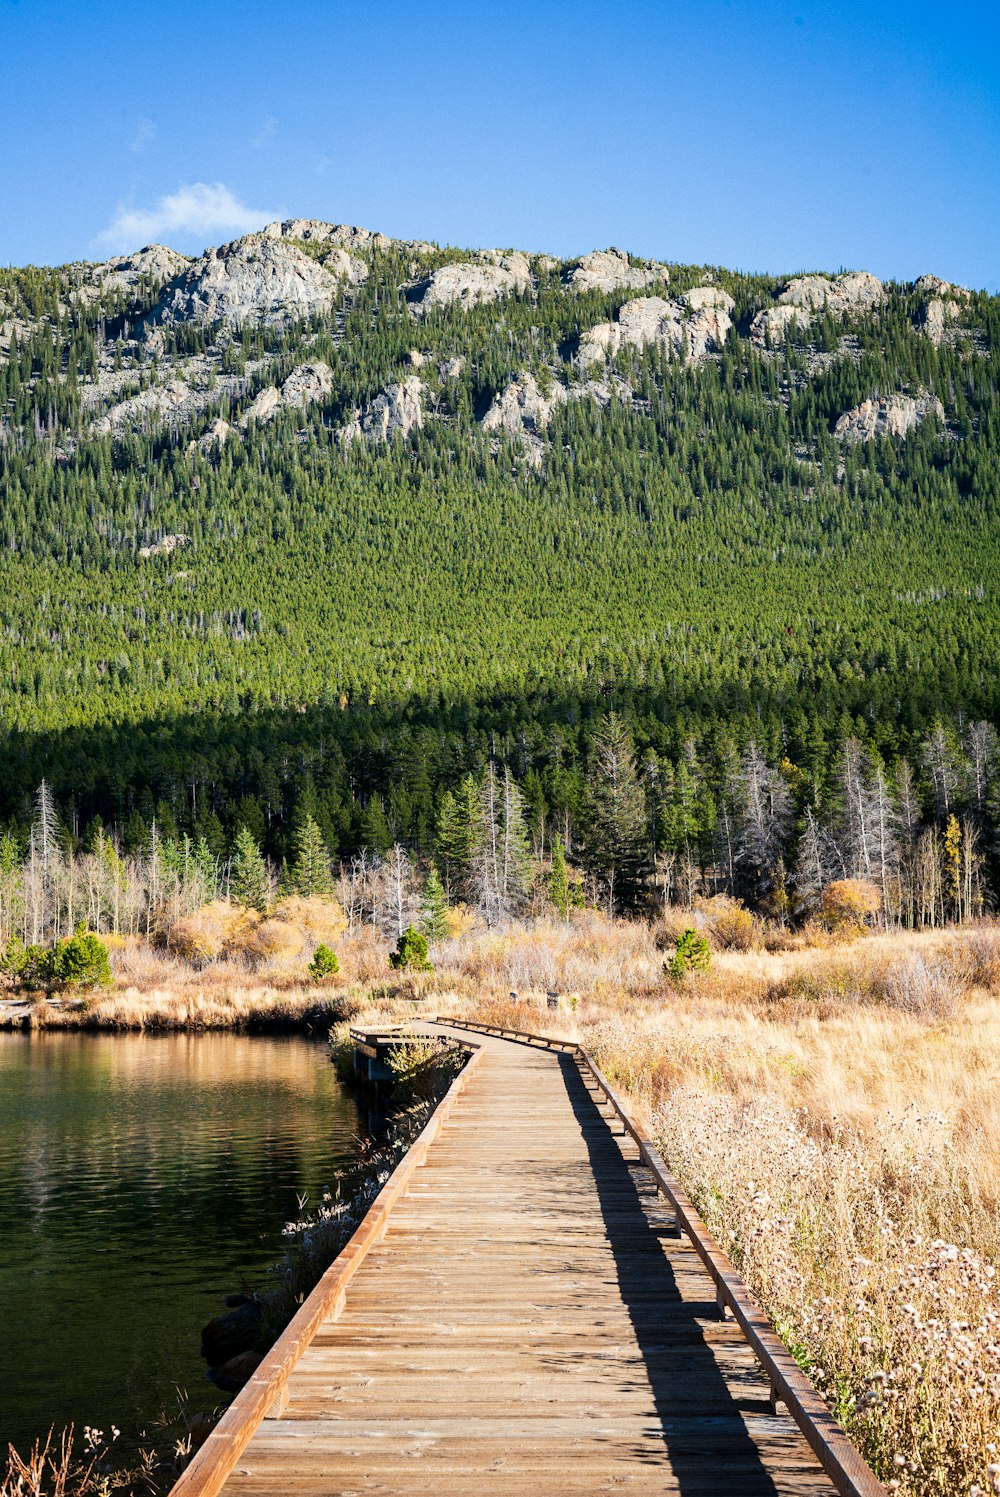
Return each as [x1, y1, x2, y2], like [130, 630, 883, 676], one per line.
[568, 930, 1000, 1497]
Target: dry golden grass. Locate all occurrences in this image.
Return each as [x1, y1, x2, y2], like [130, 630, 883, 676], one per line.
[489, 925, 1000, 1497]
[436, 918, 1000, 1495]
[4, 905, 999, 1492]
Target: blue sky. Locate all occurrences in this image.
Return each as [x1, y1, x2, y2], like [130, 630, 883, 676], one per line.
[1, 0, 998, 288]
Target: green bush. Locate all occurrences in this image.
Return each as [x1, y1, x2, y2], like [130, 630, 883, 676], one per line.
[1, 939, 56, 988]
[665, 928, 711, 980]
[308, 943, 340, 981]
[388, 925, 433, 972]
[1, 932, 111, 990]
[53, 932, 112, 987]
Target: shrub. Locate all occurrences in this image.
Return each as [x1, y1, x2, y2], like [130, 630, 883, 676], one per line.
[665, 929, 711, 980]
[649, 904, 694, 952]
[1, 939, 55, 989]
[243, 919, 305, 964]
[389, 925, 433, 972]
[53, 932, 112, 987]
[1, 932, 111, 989]
[168, 901, 258, 965]
[272, 895, 347, 947]
[308, 944, 341, 981]
[444, 903, 477, 939]
[701, 897, 757, 951]
[820, 879, 881, 932]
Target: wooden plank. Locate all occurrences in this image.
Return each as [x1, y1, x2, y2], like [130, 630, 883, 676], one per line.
[169, 1042, 486, 1497]
[438, 1020, 886, 1497]
[172, 1021, 875, 1497]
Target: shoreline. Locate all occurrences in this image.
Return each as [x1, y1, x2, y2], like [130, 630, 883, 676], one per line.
[0, 988, 369, 1033]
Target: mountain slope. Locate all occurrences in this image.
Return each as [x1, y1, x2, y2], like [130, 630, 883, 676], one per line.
[0, 218, 997, 855]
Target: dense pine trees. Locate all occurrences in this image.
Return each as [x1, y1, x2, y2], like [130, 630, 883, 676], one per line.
[0, 240, 997, 923]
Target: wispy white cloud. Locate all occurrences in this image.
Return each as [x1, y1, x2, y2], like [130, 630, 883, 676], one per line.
[130, 117, 156, 154]
[252, 114, 279, 150]
[96, 182, 280, 253]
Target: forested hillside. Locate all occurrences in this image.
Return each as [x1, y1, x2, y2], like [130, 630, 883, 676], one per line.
[1, 220, 998, 917]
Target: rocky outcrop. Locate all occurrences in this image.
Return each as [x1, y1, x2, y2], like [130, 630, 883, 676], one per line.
[74, 245, 189, 304]
[482, 373, 567, 466]
[834, 391, 944, 443]
[784, 271, 884, 313]
[919, 298, 961, 346]
[913, 276, 971, 346]
[914, 274, 969, 299]
[750, 272, 885, 344]
[93, 377, 197, 435]
[340, 376, 425, 444]
[145, 235, 364, 330]
[139, 533, 190, 559]
[99, 244, 187, 286]
[241, 362, 334, 426]
[683, 285, 734, 313]
[242, 386, 282, 424]
[482, 373, 567, 437]
[564, 248, 670, 296]
[411, 252, 532, 313]
[439, 355, 466, 379]
[264, 219, 393, 253]
[481, 371, 635, 466]
[280, 361, 334, 409]
[68, 246, 188, 309]
[197, 418, 232, 452]
[576, 374, 633, 408]
[577, 288, 732, 368]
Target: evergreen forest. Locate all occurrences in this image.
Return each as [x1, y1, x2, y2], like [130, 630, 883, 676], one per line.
[1, 223, 998, 920]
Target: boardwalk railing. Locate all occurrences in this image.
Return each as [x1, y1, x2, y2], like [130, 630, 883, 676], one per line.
[437, 1018, 886, 1497]
[170, 1035, 484, 1497]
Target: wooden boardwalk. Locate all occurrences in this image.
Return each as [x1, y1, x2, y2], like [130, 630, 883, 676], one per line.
[203, 1028, 851, 1496]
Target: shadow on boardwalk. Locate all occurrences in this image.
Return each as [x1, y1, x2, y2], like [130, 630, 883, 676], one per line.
[557, 1052, 784, 1496]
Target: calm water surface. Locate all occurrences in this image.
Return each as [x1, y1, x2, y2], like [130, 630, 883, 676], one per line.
[0, 1031, 361, 1453]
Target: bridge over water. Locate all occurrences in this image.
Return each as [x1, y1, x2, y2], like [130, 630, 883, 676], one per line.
[172, 1022, 884, 1497]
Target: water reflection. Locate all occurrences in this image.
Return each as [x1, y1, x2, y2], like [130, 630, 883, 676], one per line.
[0, 1031, 360, 1452]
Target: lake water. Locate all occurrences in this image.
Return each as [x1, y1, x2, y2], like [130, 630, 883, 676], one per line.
[0, 1030, 361, 1455]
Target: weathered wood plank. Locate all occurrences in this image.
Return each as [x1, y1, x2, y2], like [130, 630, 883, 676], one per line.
[174, 1026, 871, 1497]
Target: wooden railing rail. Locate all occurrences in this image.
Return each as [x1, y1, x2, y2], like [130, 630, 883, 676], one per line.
[435, 1018, 886, 1497]
[169, 1035, 484, 1497]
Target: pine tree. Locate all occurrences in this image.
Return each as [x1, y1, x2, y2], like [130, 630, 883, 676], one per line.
[30, 779, 61, 879]
[792, 808, 834, 916]
[359, 797, 392, 856]
[727, 744, 793, 902]
[193, 838, 220, 901]
[471, 766, 533, 925]
[230, 827, 271, 913]
[436, 776, 482, 902]
[421, 864, 449, 941]
[921, 725, 960, 823]
[582, 715, 648, 914]
[548, 837, 572, 922]
[290, 814, 333, 898]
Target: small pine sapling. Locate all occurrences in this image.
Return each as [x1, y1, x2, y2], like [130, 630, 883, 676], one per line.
[308, 944, 340, 981]
[389, 925, 433, 972]
[665, 928, 711, 980]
